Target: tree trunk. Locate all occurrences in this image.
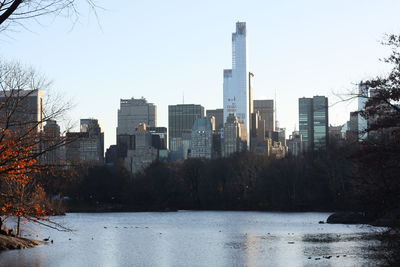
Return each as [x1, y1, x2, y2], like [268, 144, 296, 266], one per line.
[0, 0, 23, 25]
[16, 216, 20, 237]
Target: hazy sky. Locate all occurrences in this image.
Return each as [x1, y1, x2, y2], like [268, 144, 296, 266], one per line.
[2, 0, 400, 149]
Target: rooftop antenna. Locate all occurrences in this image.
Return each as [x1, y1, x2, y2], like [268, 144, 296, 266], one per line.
[182, 91, 185, 104]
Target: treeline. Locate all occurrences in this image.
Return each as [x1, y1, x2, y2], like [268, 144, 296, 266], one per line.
[40, 140, 362, 212]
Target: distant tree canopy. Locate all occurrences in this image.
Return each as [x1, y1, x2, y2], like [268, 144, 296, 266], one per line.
[0, 0, 97, 33]
[50, 146, 355, 213]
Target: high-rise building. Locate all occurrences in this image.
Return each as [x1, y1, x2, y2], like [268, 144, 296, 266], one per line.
[222, 114, 246, 157]
[42, 120, 62, 165]
[299, 97, 314, 150]
[168, 104, 204, 158]
[253, 100, 274, 134]
[250, 111, 268, 153]
[287, 131, 303, 157]
[190, 117, 213, 159]
[206, 109, 224, 132]
[299, 96, 329, 151]
[116, 97, 156, 158]
[223, 22, 252, 143]
[124, 123, 168, 174]
[117, 97, 156, 136]
[124, 123, 158, 174]
[313, 96, 329, 149]
[66, 119, 104, 164]
[80, 119, 104, 162]
[346, 111, 359, 142]
[0, 89, 45, 133]
[148, 127, 168, 150]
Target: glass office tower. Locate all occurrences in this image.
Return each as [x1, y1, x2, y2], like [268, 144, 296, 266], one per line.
[299, 96, 328, 151]
[223, 22, 251, 143]
[313, 96, 329, 149]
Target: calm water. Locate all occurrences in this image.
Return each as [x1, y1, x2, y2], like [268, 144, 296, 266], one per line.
[0, 211, 384, 267]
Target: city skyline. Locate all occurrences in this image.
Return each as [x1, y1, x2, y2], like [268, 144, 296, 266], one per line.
[2, 0, 399, 149]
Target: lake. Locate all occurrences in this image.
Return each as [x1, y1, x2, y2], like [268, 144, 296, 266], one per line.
[0, 211, 385, 266]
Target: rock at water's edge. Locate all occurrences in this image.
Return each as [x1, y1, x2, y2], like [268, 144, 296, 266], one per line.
[326, 212, 372, 225]
[0, 234, 44, 251]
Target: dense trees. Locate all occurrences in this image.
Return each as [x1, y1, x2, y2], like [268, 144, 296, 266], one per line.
[52, 146, 355, 212]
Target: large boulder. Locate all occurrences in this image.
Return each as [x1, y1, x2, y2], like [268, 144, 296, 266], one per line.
[326, 212, 372, 224]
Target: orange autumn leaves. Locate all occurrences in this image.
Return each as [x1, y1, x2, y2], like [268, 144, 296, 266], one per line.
[0, 129, 48, 219]
[0, 129, 39, 183]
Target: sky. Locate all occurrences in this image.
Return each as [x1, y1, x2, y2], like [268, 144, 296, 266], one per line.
[1, 0, 400, 149]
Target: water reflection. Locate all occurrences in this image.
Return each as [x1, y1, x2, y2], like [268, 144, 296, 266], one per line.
[0, 211, 383, 267]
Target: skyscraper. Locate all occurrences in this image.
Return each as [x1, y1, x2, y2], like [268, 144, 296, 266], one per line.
[116, 97, 156, 158]
[168, 104, 204, 159]
[299, 97, 314, 150]
[0, 89, 45, 133]
[222, 114, 247, 157]
[299, 96, 329, 151]
[191, 117, 213, 159]
[117, 97, 157, 136]
[66, 118, 104, 164]
[223, 22, 252, 142]
[206, 109, 224, 131]
[42, 120, 62, 165]
[313, 96, 329, 149]
[253, 100, 274, 134]
[124, 123, 159, 174]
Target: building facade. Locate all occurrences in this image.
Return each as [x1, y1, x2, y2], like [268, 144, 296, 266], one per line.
[124, 123, 167, 174]
[287, 131, 303, 157]
[253, 100, 274, 134]
[42, 120, 62, 165]
[168, 104, 204, 159]
[299, 97, 314, 150]
[190, 117, 213, 159]
[66, 119, 104, 164]
[223, 22, 252, 143]
[117, 97, 157, 136]
[0, 89, 45, 133]
[222, 114, 246, 157]
[206, 109, 224, 132]
[299, 96, 329, 151]
[313, 96, 329, 150]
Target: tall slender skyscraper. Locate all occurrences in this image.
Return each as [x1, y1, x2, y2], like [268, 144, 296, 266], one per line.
[223, 22, 251, 143]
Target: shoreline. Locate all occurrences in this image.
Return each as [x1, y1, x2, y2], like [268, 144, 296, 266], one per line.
[0, 234, 44, 251]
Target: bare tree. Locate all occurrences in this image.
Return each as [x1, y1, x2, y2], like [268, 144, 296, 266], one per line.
[0, 59, 73, 235]
[0, 0, 98, 33]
